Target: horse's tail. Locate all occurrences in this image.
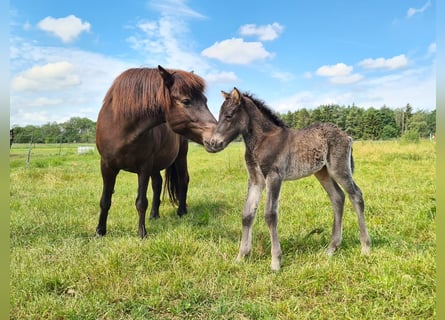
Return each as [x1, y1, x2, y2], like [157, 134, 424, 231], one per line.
[164, 163, 180, 205]
[163, 138, 189, 206]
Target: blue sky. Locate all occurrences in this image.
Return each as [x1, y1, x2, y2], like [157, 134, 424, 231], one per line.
[10, 0, 436, 126]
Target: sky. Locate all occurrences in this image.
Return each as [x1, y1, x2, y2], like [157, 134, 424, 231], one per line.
[9, 0, 436, 127]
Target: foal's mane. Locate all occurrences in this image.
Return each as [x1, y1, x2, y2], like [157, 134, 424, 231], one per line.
[105, 68, 206, 120]
[242, 92, 288, 128]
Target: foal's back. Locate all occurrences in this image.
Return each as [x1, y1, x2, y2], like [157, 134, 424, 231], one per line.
[283, 123, 352, 180]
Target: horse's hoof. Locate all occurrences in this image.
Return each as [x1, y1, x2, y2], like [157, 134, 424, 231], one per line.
[95, 228, 106, 237]
[177, 209, 187, 217]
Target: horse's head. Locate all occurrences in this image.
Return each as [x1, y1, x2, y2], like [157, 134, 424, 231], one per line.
[204, 87, 246, 153]
[158, 65, 217, 145]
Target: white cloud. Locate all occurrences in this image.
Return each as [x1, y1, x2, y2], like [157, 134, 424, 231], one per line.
[149, 0, 207, 19]
[271, 71, 294, 82]
[37, 15, 91, 43]
[10, 38, 133, 126]
[128, 18, 209, 72]
[329, 74, 364, 84]
[316, 63, 353, 77]
[428, 42, 436, 54]
[201, 38, 273, 64]
[407, 0, 431, 18]
[239, 22, 284, 41]
[315, 63, 362, 85]
[27, 97, 64, 107]
[205, 71, 238, 84]
[11, 61, 80, 92]
[272, 64, 435, 113]
[358, 54, 408, 70]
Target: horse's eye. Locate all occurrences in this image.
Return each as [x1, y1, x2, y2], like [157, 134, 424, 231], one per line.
[225, 114, 233, 121]
[181, 98, 191, 106]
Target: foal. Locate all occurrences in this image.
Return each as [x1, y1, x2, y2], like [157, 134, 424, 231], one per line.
[205, 88, 371, 271]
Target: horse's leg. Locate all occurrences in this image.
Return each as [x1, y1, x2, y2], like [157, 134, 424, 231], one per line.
[175, 137, 189, 217]
[237, 168, 265, 263]
[149, 171, 162, 220]
[96, 161, 119, 236]
[333, 174, 371, 255]
[136, 171, 150, 238]
[265, 172, 283, 271]
[314, 167, 346, 255]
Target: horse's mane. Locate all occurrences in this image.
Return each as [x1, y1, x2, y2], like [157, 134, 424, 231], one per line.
[242, 92, 288, 128]
[104, 68, 206, 120]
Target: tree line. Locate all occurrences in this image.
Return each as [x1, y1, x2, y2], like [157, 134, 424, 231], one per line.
[11, 117, 96, 144]
[280, 103, 435, 140]
[11, 104, 435, 144]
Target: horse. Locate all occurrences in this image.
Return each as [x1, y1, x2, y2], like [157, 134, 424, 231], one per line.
[95, 65, 217, 238]
[205, 87, 371, 271]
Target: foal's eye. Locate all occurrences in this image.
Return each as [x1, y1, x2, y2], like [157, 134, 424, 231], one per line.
[181, 98, 191, 106]
[224, 114, 233, 121]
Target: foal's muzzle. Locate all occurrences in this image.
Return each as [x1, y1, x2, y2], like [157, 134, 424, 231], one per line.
[204, 136, 225, 153]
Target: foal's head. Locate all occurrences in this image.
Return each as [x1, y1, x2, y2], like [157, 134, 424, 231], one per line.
[205, 87, 248, 153]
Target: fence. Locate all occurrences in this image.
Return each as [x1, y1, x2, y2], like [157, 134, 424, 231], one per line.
[9, 143, 97, 166]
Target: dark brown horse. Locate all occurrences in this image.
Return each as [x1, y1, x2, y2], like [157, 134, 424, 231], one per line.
[95, 66, 216, 238]
[205, 88, 371, 271]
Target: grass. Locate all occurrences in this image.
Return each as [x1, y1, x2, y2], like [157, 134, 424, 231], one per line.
[10, 140, 436, 319]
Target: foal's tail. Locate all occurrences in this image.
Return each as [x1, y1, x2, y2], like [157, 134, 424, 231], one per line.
[348, 136, 355, 175]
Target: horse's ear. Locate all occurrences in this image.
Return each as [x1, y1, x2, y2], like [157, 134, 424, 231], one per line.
[158, 65, 174, 88]
[231, 87, 241, 104]
[221, 90, 230, 100]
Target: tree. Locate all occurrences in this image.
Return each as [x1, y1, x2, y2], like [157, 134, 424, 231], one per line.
[345, 105, 364, 139]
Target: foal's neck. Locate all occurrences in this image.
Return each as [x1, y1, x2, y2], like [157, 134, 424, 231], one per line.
[242, 100, 283, 151]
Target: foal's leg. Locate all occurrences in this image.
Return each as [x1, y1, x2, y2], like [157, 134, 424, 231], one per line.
[314, 168, 345, 255]
[237, 171, 265, 262]
[334, 175, 371, 255]
[136, 171, 150, 238]
[149, 171, 162, 220]
[265, 172, 283, 271]
[96, 161, 119, 236]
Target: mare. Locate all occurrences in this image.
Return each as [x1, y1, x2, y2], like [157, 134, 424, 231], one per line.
[95, 66, 216, 238]
[205, 88, 371, 271]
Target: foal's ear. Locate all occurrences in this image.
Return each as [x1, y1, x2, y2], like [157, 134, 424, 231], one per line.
[221, 90, 230, 100]
[158, 65, 174, 88]
[231, 87, 242, 104]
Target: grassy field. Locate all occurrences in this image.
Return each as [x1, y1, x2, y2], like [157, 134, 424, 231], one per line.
[10, 140, 436, 319]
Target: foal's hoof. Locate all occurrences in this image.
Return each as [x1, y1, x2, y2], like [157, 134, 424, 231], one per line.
[326, 247, 337, 256]
[270, 261, 281, 272]
[361, 246, 371, 256]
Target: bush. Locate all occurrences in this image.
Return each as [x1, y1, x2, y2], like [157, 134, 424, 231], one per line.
[400, 130, 420, 144]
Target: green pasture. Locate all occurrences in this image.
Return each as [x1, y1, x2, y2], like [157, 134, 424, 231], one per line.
[10, 140, 436, 319]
